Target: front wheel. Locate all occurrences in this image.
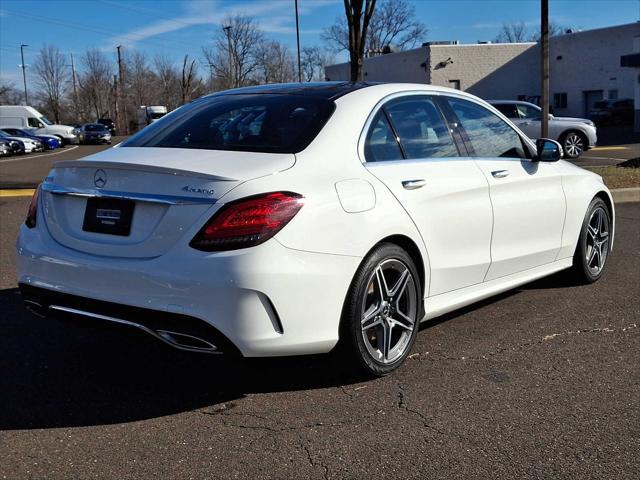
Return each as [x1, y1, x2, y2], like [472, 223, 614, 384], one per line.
[339, 243, 421, 377]
[561, 131, 586, 158]
[571, 197, 611, 283]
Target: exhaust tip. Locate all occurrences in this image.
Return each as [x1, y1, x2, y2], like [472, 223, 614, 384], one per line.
[156, 330, 218, 353]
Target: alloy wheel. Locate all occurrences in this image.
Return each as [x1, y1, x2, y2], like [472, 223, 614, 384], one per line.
[564, 133, 584, 158]
[360, 259, 417, 364]
[585, 207, 609, 275]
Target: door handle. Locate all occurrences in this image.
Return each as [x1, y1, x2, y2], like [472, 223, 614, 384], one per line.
[402, 179, 427, 190]
[491, 170, 510, 178]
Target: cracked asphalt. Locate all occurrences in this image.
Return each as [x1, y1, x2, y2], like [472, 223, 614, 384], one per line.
[1, 193, 639, 478]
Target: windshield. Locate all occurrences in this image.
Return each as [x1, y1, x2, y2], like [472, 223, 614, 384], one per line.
[40, 116, 53, 125]
[85, 124, 107, 132]
[122, 94, 335, 153]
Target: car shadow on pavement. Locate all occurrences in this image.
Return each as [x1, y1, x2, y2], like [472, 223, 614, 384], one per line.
[0, 287, 368, 430]
[0, 272, 574, 431]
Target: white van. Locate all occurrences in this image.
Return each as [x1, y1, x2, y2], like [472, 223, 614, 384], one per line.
[0, 106, 79, 145]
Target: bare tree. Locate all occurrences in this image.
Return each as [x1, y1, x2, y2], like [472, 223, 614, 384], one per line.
[180, 54, 203, 104]
[32, 44, 68, 123]
[126, 51, 154, 108]
[493, 21, 529, 43]
[323, 0, 425, 57]
[0, 81, 23, 105]
[343, 0, 377, 80]
[300, 46, 334, 82]
[494, 20, 574, 43]
[153, 55, 181, 110]
[203, 15, 264, 89]
[255, 41, 296, 84]
[79, 49, 113, 120]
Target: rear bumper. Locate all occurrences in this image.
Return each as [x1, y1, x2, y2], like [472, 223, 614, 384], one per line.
[16, 223, 361, 357]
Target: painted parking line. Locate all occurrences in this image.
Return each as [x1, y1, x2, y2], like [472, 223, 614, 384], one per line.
[0, 189, 36, 198]
[0, 145, 78, 164]
[590, 146, 629, 151]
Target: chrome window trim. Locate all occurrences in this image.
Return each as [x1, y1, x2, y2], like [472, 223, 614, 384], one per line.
[41, 182, 217, 205]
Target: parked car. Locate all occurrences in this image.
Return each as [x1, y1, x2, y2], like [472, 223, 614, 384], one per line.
[0, 136, 24, 155]
[79, 123, 112, 144]
[589, 99, 634, 126]
[0, 130, 42, 153]
[17, 83, 614, 377]
[0, 105, 79, 145]
[0, 139, 12, 156]
[97, 118, 116, 135]
[0, 127, 60, 150]
[489, 100, 597, 158]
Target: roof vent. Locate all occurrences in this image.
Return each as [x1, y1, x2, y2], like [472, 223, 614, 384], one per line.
[423, 41, 459, 46]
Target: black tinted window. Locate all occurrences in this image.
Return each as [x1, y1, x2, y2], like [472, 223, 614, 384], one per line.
[447, 97, 527, 159]
[385, 97, 458, 159]
[493, 103, 518, 118]
[85, 124, 107, 131]
[364, 112, 402, 162]
[121, 94, 335, 154]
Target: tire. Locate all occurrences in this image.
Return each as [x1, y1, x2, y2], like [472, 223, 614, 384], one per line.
[570, 197, 611, 283]
[561, 131, 587, 159]
[338, 243, 422, 377]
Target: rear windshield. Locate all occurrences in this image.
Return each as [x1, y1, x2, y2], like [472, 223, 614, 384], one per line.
[121, 94, 336, 153]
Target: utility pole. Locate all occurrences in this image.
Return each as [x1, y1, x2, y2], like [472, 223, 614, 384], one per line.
[295, 0, 302, 82]
[19, 44, 29, 105]
[69, 53, 79, 119]
[116, 45, 127, 134]
[223, 25, 234, 88]
[540, 0, 550, 138]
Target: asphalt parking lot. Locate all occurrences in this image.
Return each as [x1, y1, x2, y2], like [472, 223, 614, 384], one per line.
[0, 141, 639, 479]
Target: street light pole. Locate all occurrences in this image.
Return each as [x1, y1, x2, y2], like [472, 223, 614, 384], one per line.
[68, 53, 79, 119]
[541, 0, 550, 138]
[295, 0, 302, 82]
[20, 44, 29, 105]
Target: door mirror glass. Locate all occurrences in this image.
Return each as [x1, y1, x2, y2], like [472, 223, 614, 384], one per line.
[535, 138, 562, 162]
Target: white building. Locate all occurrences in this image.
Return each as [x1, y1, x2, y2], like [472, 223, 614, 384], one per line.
[325, 23, 639, 120]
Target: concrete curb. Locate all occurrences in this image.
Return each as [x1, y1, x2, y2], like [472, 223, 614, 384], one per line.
[611, 187, 640, 204]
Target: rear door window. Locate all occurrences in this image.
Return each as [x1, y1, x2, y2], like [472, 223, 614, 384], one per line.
[384, 97, 459, 159]
[493, 103, 519, 119]
[363, 111, 403, 162]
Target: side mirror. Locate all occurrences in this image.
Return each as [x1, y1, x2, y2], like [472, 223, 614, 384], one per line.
[535, 138, 562, 162]
[38, 122, 44, 128]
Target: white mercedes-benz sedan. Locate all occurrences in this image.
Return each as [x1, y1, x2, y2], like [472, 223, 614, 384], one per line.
[17, 83, 614, 376]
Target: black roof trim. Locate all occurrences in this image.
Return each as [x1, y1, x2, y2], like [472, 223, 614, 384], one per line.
[206, 82, 378, 100]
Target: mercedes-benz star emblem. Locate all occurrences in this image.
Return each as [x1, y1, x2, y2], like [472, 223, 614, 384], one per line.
[94, 169, 107, 188]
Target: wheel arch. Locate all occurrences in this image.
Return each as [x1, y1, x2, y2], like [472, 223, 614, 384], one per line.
[594, 189, 615, 250]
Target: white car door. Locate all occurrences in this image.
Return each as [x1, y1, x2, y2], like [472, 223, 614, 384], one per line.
[445, 96, 565, 281]
[363, 94, 493, 296]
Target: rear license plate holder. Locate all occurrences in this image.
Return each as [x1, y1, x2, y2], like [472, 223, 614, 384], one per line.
[82, 197, 135, 236]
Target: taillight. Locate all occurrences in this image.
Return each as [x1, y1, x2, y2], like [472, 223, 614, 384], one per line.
[25, 184, 40, 228]
[190, 192, 304, 252]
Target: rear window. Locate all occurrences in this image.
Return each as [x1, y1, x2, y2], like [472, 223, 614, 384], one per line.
[121, 94, 336, 154]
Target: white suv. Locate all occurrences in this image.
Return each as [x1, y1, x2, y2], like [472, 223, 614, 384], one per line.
[490, 100, 597, 158]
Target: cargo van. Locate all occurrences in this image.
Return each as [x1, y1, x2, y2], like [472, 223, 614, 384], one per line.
[0, 106, 79, 145]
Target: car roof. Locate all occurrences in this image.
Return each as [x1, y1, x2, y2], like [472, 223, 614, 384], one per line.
[487, 100, 539, 106]
[206, 82, 379, 100]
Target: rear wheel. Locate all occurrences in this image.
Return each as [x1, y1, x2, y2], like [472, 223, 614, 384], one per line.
[339, 243, 421, 377]
[561, 131, 586, 158]
[571, 197, 611, 283]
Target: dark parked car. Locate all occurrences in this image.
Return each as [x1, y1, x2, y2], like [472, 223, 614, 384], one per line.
[97, 118, 116, 135]
[79, 123, 112, 145]
[0, 127, 60, 150]
[589, 99, 634, 126]
[0, 132, 25, 154]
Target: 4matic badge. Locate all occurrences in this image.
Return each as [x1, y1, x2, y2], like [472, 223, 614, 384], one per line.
[182, 185, 215, 195]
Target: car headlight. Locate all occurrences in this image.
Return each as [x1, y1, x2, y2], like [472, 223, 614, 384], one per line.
[73, 128, 80, 135]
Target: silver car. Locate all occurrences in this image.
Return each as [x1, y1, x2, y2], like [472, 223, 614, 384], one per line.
[490, 100, 597, 158]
